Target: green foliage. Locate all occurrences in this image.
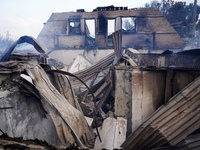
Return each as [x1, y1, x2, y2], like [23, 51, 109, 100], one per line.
[145, 0, 200, 39]
[145, 0, 161, 9]
[167, 2, 200, 38]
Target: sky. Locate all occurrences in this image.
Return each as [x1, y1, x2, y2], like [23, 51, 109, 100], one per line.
[0, 0, 197, 40]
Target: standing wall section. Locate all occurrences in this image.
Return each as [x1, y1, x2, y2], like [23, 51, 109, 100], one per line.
[114, 67, 200, 136]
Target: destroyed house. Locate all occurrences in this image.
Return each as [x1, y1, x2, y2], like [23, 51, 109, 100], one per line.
[37, 7, 185, 53]
[1, 6, 200, 150]
[0, 32, 200, 149]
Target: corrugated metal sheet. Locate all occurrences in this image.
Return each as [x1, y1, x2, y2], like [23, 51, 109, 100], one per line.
[121, 75, 200, 150]
[26, 65, 95, 147]
[176, 133, 200, 150]
[149, 133, 200, 149]
[69, 52, 115, 86]
[0, 36, 47, 62]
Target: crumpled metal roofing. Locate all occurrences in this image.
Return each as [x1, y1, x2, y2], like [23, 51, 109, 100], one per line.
[69, 52, 115, 86]
[0, 36, 47, 62]
[121, 75, 200, 150]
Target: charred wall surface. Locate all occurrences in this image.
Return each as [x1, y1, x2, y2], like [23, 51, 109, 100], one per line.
[37, 8, 184, 52]
[114, 67, 132, 136]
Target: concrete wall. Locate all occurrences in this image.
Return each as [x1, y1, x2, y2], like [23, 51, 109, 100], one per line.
[37, 36, 55, 50]
[114, 67, 200, 135]
[131, 69, 165, 132]
[114, 67, 132, 136]
[57, 35, 85, 48]
[166, 70, 200, 99]
[95, 34, 107, 48]
[114, 67, 165, 135]
[85, 49, 114, 63]
[48, 50, 84, 66]
[122, 34, 153, 49]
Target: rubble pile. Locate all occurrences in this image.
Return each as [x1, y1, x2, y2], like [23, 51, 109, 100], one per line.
[0, 134, 58, 150]
[0, 33, 200, 150]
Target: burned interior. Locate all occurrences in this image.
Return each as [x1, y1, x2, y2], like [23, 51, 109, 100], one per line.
[0, 5, 200, 150]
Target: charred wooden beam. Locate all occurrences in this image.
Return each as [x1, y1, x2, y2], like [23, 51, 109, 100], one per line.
[0, 107, 13, 109]
[112, 30, 122, 64]
[96, 83, 112, 113]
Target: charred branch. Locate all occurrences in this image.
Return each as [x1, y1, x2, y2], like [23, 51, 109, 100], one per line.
[0, 107, 13, 109]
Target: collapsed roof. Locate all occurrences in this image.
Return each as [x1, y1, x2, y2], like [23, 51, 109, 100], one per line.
[0, 24, 200, 149]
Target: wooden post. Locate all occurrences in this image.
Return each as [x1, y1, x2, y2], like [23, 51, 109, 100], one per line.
[193, 0, 197, 47]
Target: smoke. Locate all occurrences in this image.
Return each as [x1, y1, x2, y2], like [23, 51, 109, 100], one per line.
[14, 43, 40, 54]
[184, 30, 200, 50]
[0, 17, 43, 40]
[0, 32, 14, 54]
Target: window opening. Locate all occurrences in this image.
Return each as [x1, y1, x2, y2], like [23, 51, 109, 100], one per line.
[122, 17, 136, 32]
[108, 19, 115, 36]
[85, 19, 96, 49]
[69, 19, 81, 34]
[107, 19, 115, 47]
[86, 19, 95, 38]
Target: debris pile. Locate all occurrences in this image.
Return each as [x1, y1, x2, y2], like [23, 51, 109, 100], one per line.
[0, 36, 95, 149]
[0, 32, 200, 150]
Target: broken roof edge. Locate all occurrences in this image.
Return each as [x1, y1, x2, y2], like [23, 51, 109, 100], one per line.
[50, 7, 160, 14]
[48, 8, 162, 21]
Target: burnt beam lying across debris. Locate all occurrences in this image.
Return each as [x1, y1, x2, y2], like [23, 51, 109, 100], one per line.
[0, 107, 13, 109]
